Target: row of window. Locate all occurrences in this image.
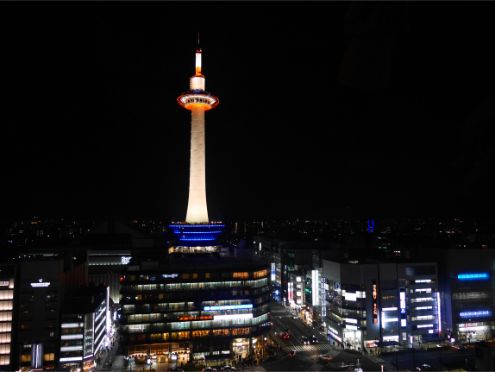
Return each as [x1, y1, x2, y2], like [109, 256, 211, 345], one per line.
[123, 287, 270, 303]
[129, 278, 269, 292]
[126, 327, 252, 343]
[125, 314, 269, 333]
[125, 269, 268, 283]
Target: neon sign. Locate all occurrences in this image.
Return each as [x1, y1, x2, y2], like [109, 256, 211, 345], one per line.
[457, 272, 489, 281]
[30, 278, 50, 288]
[203, 304, 253, 311]
[372, 281, 378, 324]
[459, 310, 492, 318]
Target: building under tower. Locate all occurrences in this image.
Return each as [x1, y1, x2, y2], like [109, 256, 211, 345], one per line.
[119, 43, 271, 369]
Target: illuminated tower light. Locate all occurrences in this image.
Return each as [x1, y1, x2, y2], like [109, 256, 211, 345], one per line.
[177, 43, 219, 223]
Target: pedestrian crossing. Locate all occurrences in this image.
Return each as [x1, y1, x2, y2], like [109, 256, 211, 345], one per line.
[287, 343, 335, 352]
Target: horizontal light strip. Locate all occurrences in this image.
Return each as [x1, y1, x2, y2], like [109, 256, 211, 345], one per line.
[60, 356, 83, 362]
[204, 304, 252, 311]
[61, 323, 84, 328]
[61, 334, 83, 340]
[382, 307, 398, 312]
[60, 346, 83, 352]
[417, 324, 434, 328]
[213, 314, 253, 321]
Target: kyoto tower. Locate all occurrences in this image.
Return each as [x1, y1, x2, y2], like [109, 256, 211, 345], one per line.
[177, 41, 219, 223]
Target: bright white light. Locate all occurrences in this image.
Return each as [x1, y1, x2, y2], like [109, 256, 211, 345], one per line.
[213, 314, 253, 321]
[415, 279, 432, 283]
[415, 306, 433, 310]
[382, 307, 398, 312]
[401, 319, 407, 327]
[196, 52, 202, 70]
[417, 324, 434, 328]
[61, 334, 84, 340]
[61, 323, 83, 328]
[436, 292, 441, 333]
[415, 288, 432, 293]
[30, 279, 50, 288]
[60, 356, 83, 362]
[60, 346, 83, 352]
[345, 318, 358, 324]
[382, 318, 398, 323]
[345, 324, 358, 330]
[344, 292, 357, 302]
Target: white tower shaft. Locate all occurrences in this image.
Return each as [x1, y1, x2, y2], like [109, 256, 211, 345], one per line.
[185, 108, 209, 223]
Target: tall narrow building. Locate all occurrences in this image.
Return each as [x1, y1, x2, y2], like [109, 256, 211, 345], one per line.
[119, 42, 271, 369]
[177, 45, 218, 224]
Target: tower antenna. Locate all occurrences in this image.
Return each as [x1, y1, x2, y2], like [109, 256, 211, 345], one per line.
[197, 32, 200, 50]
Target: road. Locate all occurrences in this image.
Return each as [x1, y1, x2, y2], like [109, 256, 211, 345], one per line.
[380, 347, 475, 371]
[266, 302, 393, 371]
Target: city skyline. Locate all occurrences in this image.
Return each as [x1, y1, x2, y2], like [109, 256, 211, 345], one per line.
[2, 2, 495, 221]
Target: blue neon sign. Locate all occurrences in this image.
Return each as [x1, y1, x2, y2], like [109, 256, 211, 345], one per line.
[459, 310, 492, 318]
[457, 272, 490, 281]
[203, 304, 253, 311]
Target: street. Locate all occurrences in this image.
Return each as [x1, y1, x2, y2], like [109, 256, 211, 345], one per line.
[265, 302, 393, 371]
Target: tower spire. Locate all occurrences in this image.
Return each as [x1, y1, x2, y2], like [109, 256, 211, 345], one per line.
[195, 32, 202, 76]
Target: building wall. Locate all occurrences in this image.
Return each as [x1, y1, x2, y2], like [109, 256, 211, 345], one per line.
[119, 264, 270, 363]
[18, 260, 65, 370]
[444, 249, 495, 343]
[0, 265, 16, 369]
[321, 260, 439, 349]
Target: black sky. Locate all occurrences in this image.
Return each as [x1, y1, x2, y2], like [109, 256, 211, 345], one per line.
[2, 2, 495, 221]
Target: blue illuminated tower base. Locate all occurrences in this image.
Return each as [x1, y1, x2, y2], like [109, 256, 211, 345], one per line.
[168, 222, 225, 254]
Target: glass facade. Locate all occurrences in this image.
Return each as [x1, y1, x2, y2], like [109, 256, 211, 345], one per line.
[119, 262, 271, 364]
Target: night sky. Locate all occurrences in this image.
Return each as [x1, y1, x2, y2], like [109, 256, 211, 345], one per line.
[2, 2, 495, 222]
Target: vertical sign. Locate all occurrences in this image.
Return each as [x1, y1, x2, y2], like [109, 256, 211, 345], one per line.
[372, 281, 378, 324]
[288, 282, 294, 303]
[321, 277, 327, 317]
[312, 270, 320, 306]
[400, 288, 406, 327]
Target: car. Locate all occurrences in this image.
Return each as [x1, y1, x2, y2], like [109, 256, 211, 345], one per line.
[415, 364, 433, 371]
[202, 368, 217, 372]
[311, 335, 319, 344]
[318, 353, 334, 362]
[280, 332, 290, 340]
[220, 365, 236, 371]
[301, 336, 310, 345]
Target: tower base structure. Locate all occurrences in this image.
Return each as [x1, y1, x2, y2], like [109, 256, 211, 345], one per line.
[168, 222, 225, 255]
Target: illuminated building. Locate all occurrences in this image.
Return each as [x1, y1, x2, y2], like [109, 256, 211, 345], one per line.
[59, 286, 110, 372]
[321, 259, 440, 350]
[440, 248, 495, 343]
[14, 255, 90, 371]
[119, 258, 270, 365]
[0, 265, 15, 369]
[119, 42, 270, 367]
